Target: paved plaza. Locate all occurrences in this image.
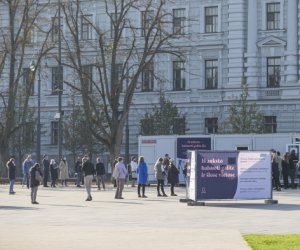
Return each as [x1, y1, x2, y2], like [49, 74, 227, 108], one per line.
[1, 184, 300, 250]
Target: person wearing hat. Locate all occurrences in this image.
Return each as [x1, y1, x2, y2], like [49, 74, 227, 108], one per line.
[42, 154, 50, 187]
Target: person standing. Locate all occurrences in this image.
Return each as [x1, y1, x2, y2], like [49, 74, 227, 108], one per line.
[112, 157, 118, 187]
[271, 150, 281, 191]
[130, 156, 138, 187]
[82, 155, 95, 201]
[59, 157, 69, 186]
[29, 163, 43, 204]
[114, 157, 128, 199]
[50, 159, 58, 187]
[7, 158, 16, 195]
[95, 157, 106, 190]
[137, 156, 148, 198]
[154, 157, 167, 197]
[22, 155, 34, 189]
[289, 150, 298, 189]
[42, 154, 50, 187]
[282, 153, 290, 189]
[75, 156, 83, 187]
[163, 154, 170, 186]
[168, 159, 179, 196]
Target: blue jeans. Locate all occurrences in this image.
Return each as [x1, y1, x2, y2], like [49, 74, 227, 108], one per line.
[9, 179, 15, 193]
[76, 172, 82, 186]
[23, 173, 29, 188]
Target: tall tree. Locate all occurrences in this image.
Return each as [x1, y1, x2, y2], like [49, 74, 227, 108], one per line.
[219, 81, 264, 134]
[140, 94, 186, 135]
[0, 0, 53, 175]
[60, 0, 185, 167]
[63, 96, 103, 163]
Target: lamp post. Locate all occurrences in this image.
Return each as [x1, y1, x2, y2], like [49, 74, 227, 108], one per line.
[125, 69, 129, 164]
[30, 62, 41, 164]
[58, 0, 63, 161]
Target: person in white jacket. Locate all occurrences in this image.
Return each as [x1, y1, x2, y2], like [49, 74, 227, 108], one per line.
[130, 156, 138, 187]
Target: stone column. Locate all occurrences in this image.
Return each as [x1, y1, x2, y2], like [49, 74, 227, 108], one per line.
[245, 0, 258, 86]
[286, 0, 298, 83]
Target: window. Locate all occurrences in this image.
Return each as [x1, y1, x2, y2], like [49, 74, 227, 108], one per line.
[173, 117, 186, 134]
[267, 3, 280, 30]
[51, 121, 59, 145]
[81, 15, 93, 40]
[205, 6, 218, 33]
[51, 17, 62, 42]
[173, 8, 185, 35]
[52, 66, 63, 94]
[23, 68, 34, 96]
[173, 61, 185, 91]
[264, 116, 277, 133]
[205, 60, 218, 89]
[141, 10, 154, 36]
[205, 118, 218, 134]
[267, 57, 280, 87]
[142, 62, 154, 92]
[82, 65, 93, 92]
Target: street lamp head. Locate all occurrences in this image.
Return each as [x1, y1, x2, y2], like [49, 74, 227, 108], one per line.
[29, 61, 36, 72]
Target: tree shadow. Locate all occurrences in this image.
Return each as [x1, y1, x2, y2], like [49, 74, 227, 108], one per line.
[0, 206, 39, 211]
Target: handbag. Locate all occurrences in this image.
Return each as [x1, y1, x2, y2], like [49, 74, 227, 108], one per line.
[35, 171, 43, 182]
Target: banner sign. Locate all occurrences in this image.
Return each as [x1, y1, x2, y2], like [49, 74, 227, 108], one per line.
[176, 138, 211, 183]
[177, 138, 211, 159]
[192, 150, 272, 200]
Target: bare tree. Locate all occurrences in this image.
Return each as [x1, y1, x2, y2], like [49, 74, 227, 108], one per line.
[0, 0, 53, 175]
[61, 0, 185, 167]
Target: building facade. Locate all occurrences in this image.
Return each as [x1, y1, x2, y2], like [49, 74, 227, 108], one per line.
[0, 0, 300, 161]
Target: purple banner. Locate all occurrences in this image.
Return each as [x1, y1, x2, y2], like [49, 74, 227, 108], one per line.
[177, 138, 211, 159]
[196, 151, 238, 199]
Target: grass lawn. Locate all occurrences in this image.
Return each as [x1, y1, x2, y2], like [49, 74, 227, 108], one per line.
[243, 234, 300, 250]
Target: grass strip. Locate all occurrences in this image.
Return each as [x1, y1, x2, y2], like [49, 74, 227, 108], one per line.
[243, 234, 300, 250]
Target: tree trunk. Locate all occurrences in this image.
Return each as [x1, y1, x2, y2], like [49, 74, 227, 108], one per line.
[0, 138, 9, 177]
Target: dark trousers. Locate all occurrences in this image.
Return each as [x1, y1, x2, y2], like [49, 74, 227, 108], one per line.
[157, 179, 166, 195]
[138, 184, 146, 196]
[282, 171, 289, 188]
[170, 183, 176, 195]
[51, 178, 57, 187]
[43, 172, 49, 187]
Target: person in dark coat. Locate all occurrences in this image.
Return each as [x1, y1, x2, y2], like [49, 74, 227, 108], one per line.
[168, 159, 179, 196]
[282, 153, 290, 189]
[42, 154, 50, 187]
[95, 157, 106, 190]
[75, 156, 83, 187]
[7, 158, 16, 194]
[82, 155, 95, 201]
[29, 163, 43, 204]
[271, 150, 281, 191]
[50, 159, 58, 187]
[289, 150, 298, 189]
[137, 156, 148, 198]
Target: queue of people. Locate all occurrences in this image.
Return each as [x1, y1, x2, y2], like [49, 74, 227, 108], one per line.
[10, 148, 300, 204]
[272, 149, 299, 191]
[7, 152, 182, 203]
